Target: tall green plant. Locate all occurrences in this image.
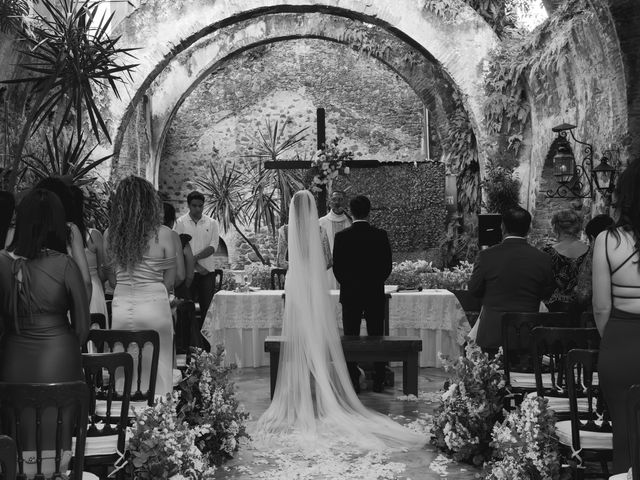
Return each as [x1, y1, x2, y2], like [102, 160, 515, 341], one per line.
[194, 161, 270, 265]
[2, 0, 138, 190]
[483, 163, 521, 214]
[245, 119, 306, 223]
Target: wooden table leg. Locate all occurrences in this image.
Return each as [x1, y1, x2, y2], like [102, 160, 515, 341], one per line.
[403, 353, 418, 395]
[270, 351, 279, 400]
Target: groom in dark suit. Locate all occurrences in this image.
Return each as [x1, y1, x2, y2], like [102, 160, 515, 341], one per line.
[468, 206, 555, 349]
[333, 195, 392, 393]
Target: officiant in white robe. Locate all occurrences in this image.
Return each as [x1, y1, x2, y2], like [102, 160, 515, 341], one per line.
[318, 190, 352, 289]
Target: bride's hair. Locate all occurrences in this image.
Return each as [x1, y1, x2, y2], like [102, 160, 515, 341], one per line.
[108, 176, 161, 270]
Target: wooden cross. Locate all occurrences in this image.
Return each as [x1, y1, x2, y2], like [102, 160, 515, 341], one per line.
[264, 107, 432, 216]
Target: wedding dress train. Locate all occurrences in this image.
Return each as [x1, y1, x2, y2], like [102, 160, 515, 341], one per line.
[255, 191, 425, 452]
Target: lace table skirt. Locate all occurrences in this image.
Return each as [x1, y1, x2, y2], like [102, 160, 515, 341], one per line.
[201, 289, 470, 368]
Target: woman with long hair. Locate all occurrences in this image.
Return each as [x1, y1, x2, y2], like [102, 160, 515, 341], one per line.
[594, 159, 640, 474]
[0, 188, 89, 474]
[36, 177, 92, 300]
[255, 190, 424, 452]
[104, 176, 176, 396]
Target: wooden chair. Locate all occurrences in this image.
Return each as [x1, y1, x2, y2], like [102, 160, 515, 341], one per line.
[580, 311, 596, 329]
[270, 268, 287, 290]
[90, 314, 107, 330]
[87, 329, 159, 416]
[531, 327, 601, 418]
[174, 300, 195, 372]
[0, 435, 16, 480]
[556, 349, 612, 480]
[501, 312, 574, 398]
[82, 353, 133, 479]
[0, 381, 90, 480]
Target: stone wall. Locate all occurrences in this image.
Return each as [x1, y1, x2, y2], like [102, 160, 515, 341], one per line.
[158, 39, 431, 201]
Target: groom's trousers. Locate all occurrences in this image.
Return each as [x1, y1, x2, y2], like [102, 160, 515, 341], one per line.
[341, 296, 386, 389]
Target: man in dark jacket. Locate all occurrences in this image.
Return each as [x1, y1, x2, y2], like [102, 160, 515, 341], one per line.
[468, 206, 555, 348]
[333, 195, 392, 393]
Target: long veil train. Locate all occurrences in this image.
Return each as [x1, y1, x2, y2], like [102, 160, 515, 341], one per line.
[254, 190, 425, 452]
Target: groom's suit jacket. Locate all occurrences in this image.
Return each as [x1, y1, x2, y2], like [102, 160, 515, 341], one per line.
[332, 221, 392, 305]
[468, 237, 555, 348]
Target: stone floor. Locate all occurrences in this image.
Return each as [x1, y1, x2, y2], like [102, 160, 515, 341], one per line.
[214, 366, 479, 480]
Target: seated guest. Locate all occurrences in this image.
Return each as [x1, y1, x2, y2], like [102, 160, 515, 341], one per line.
[574, 214, 615, 308]
[594, 159, 640, 475]
[0, 189, 89, 473]
[468, 206, 555, 348]
[542, 209, 589, 318]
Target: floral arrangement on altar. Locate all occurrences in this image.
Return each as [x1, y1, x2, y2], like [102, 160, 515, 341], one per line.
[125, 346, 249, 478]
[386, 260, 473, 290]
[484, 393, 561, 480]
[310, 137, 353, 192]
[177, 346, 250, 466]
[431, 342, 506, 466]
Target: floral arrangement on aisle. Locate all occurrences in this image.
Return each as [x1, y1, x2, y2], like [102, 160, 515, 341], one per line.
[310, 137, 353, 192]
[126, 346, 249, 478]
[484, 393, 561, 480]
[177, 345, 250, 466]
[386, 260, 473, 290]
[431, 342, 506, 466]
[126, 392, 216, 479]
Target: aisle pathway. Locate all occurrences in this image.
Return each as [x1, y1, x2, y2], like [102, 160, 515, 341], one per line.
[215, 366, 479, 479]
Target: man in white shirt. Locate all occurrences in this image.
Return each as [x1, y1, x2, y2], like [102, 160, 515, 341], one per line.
[318, 190, 352, 289]
[175, 191, 220, 348]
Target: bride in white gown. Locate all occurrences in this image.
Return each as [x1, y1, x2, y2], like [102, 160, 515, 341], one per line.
[255, 190, 426, 452]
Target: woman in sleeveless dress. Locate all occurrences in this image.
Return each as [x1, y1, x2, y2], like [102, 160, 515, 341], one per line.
[594, 159, 640, 474]
[255, 190, 425, 452]
[104, 176, 176, 397]
[0, 189, 90, 474]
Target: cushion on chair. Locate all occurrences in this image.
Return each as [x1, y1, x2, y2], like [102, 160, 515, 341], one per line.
[546, 396, 591, 413]
[95, 399, 149, 417]
[73, 433, 119, 457]
[176, 354, 188, 368]
[556, 420, 613, 450]
[65, 470, 100, 480]
[510, 372, 553, 389]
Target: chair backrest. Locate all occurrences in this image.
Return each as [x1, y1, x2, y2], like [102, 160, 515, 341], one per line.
[82, 353, 133, 454]
[270, 268, 287, 290]
[89, 313, 106, 330]
[579, 310, 596, 329]
[0, 435, 16, 480]
[87, 329, 159, 404]
[213, 269, 223, 294]
[628, 384, 640, 480]
[0, 381, 89, 480]
[565, 349, 611, 450]
[531, 327, 600, 397]
[501, 312, 574, 384]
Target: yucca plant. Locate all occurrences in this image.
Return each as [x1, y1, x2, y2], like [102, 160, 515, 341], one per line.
[2, 0, 138, 190]
[194, 161, 270, 265]
[0, 0, 31, 33]
[244, 119, 307, 223]
[23, 131, 111, 185]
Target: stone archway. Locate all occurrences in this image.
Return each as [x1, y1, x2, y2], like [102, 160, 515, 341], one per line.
[99, 0, 499, 178]
[137, 12, 465, 186]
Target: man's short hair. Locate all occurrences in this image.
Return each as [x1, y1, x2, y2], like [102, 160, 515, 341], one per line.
[502, 206, 531, 237]
[350, 195, 371, 219]
[187, 191, 205, 204]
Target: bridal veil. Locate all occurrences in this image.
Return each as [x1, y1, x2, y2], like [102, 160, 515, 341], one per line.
[255, 190, 425, 452]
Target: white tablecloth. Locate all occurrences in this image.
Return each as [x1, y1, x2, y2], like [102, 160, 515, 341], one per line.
[201, 288, 470, 368]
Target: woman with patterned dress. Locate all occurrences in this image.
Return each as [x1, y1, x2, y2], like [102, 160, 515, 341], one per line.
[105, 176, 176, 397]
[542, 209, 589, 319]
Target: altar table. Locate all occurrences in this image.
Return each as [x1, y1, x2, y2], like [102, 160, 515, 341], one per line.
[201, 289, 470, 368]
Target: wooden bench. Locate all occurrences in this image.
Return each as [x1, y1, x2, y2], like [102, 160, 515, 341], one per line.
[264, 336, 422, 398]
